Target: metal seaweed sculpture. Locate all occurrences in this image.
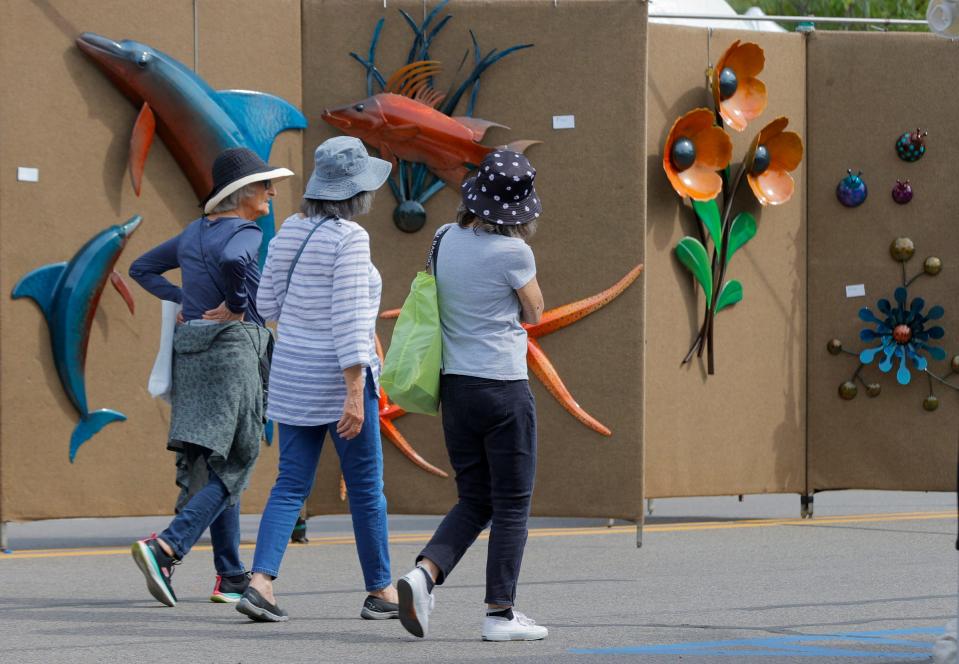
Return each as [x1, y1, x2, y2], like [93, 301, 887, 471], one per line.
[664, 41, 803, 375]
[828, 238, 958, 411]
[332, 0, 534, 233]
[12, 216, 142, 460]
[76, 33, 307, 266]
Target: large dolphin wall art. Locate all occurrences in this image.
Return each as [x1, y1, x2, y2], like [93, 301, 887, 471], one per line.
[12, 216, 143, 461]
[76, 33, 307, 265]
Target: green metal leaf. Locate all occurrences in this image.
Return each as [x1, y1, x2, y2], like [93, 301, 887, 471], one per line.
[716, 279, 743, 312]
[727, 212, 756, 260]
[676, 236, 713, 306]
[692, 199, 722, 253]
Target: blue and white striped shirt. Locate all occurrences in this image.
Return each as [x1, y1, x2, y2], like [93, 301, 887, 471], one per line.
[258, 214, 382, 426]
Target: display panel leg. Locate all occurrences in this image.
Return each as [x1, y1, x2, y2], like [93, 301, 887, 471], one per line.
[800, 494, 814, 519]
[0, 522, 8, 550]
[636, 521, 643, 549]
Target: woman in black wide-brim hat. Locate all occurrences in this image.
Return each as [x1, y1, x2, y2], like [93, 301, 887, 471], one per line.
[396, 150, 549, 642]
[127, 147, 293, 608]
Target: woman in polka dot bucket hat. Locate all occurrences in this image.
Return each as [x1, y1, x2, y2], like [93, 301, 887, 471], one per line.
[397, 149, 548, 642]
[461, 149, 541, 226]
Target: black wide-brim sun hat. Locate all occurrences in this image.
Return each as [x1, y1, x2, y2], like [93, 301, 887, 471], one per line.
[201, 147, 294, 214]
[461, 149, 541, 225]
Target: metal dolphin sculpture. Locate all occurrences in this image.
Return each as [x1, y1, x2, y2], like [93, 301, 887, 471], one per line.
[12, 216, 142, 461]
[76, 33, 307, 265]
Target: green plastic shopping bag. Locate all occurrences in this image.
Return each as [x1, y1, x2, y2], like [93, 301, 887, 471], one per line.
[380, 228, 450, 415]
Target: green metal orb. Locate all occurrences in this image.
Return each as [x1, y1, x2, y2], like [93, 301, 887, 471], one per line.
[826, 339, 843, 355]
[670, 137, 696, 171]
[924, 256, 942, 276]
[838, 381, 858, 400]
[751, 145, 770, 175]
[718, 67, 738, 100]
[923, 395, 940, 412]
[393, 200, 427, 233]
[889, 237, 915, 262]
[866, 383, 882, 398]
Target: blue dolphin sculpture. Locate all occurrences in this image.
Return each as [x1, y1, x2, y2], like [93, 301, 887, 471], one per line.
[13, 216, 143, 461]
[76, 32, 307, 266]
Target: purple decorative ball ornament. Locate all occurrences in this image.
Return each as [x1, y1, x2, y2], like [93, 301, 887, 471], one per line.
[891, 179, 913, 205]
[837, 169, 867, 208]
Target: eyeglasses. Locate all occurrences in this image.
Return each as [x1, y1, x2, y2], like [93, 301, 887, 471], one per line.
[262, 180, 272, 190]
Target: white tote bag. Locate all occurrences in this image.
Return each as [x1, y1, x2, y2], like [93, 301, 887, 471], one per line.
[148, 300, 182, 402]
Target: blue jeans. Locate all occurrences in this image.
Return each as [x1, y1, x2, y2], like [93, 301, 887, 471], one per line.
[252, 370, 391, 591]
[160, 450, 245, 577]
[419, 375, 537, 606]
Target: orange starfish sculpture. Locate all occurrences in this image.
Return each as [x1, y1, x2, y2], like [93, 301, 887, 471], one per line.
[382, 262, 644, 437]
[339, 335, 448, 501]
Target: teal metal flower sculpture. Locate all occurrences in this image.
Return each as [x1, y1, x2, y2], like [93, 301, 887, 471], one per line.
[858, 287, 946, 385]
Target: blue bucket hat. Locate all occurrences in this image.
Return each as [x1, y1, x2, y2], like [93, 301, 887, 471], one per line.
[303, 136, 392, 201]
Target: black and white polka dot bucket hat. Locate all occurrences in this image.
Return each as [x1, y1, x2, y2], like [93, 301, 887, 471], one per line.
[461, 150, 541, 225]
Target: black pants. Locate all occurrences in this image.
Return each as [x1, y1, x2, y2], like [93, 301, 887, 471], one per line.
[418, 374, 537, 605]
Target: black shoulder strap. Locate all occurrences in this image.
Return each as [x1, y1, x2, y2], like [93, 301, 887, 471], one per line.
[427, 225, 452, 278]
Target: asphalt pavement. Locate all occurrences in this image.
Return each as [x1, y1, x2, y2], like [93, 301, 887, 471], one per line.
[0, 491, 956, 663]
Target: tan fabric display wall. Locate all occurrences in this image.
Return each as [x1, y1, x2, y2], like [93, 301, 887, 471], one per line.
[806, 32, 958, 493]
[302, 0, 648, 520]
[644, 25, 807, 498]
[0, 0, 304, 521]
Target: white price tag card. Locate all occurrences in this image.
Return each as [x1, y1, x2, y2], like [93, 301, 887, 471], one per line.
[845, 284, 866, 298]
[17, 167, 39, 182]
[552, 115, 575, 130]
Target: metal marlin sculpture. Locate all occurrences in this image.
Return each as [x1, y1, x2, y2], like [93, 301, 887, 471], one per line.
[12, 216, 142, 461]
[383, 262, 644, 436]
[331, 0, 535, 232]
[75, 33, 307, 265]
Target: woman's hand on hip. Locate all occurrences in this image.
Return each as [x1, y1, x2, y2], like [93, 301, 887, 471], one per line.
[337, 365, 367, 440]
[202, 301, 244, 322]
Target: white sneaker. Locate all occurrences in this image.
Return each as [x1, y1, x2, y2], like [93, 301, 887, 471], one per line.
[482, 610, 548, 641]
[397, 567, 436, 638]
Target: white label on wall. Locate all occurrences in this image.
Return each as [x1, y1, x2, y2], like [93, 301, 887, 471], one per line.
[17, 167, 39, 182]
[845, 283, 866, 298]
[552, 115, 575, 130]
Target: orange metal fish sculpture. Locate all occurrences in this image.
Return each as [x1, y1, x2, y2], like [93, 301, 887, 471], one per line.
[382, 262, 644, 437]
[322, 61, 536, 189]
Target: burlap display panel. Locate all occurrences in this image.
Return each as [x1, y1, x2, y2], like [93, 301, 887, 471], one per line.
[303, 0, 647, 519]
[644, 25, 806, 498]
[0, 0, 303, 521]
[806, 32, 956, 493]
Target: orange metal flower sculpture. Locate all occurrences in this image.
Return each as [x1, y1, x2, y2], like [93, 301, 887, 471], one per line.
[746, 117, 804, 206]
[663, 108, 733, 202]
[712, 40, 767, 132]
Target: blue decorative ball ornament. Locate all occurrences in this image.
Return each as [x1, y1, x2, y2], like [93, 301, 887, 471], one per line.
[718, 67, 738, 100]
[895, 128, 927, 162]
[751, 145, 770, 175]
[670, 137, 697, 171]
[837, 169, 867, 208]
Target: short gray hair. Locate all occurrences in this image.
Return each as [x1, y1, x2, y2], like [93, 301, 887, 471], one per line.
[455, 204, 537, 240]
[301, 191, 375, 220]
[209, 183, 262, 214]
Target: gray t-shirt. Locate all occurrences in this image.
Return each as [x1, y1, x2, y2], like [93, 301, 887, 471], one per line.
[434, 223, 536, 380]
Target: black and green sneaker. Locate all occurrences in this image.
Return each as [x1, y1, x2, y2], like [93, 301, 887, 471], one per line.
[210, 573, 250, 603]
[131, 534, 178, 607]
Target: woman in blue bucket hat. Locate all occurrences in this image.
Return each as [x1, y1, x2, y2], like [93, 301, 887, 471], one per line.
[237, 136, 398, 622]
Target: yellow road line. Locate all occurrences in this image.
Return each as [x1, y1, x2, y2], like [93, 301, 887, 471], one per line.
[2, 511, 953, 560]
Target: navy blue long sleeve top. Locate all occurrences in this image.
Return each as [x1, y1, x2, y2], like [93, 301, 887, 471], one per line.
[129, 216, 264, 326]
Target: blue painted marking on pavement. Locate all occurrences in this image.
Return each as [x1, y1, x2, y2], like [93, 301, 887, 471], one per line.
[570, 626, 943, 658]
